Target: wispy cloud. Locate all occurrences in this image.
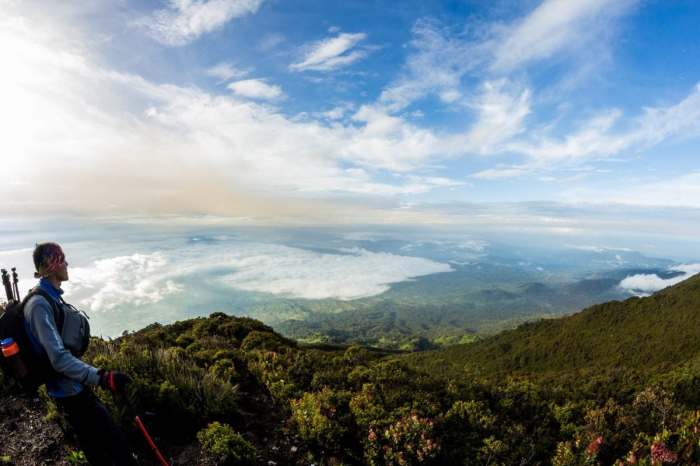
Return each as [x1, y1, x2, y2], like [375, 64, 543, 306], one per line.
[459, 80, 531, 154]
[137, 0, 264, 46]
[510, 84, 700, 165]
[491, 0, 638, 72]
[227, 78, 283, 100]
[258, 32, 284, 51]
[379, 19, 481, 112]
[290, 32, 368, 72]
[205, 62, 249, 82]
[471, 166, 531, 180]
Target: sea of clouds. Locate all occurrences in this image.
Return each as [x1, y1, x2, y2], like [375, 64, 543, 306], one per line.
[62, 242, 452, 312]
[618, 263, 700, 296]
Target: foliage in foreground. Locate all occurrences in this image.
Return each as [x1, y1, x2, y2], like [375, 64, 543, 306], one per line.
[197, 421, 256, 466]
[4, 273, 700, 465]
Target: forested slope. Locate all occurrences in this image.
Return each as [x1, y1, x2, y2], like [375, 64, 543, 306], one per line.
[403, 274, 700, 385]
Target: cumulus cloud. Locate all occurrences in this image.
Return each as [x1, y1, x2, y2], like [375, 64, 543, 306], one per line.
[64, 253, 183, 311]
[62, 243, 453, 310]
[290, 32, 368, 72]
[227, 78, 283, 100]
[618, 263, 700, 295]
[137, 0, 264, 46]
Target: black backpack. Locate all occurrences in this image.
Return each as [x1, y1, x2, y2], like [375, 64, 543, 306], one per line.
[0, 287, 65, 395]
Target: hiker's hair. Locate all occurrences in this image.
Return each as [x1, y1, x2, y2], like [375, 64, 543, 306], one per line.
[33, 242, 65, 278]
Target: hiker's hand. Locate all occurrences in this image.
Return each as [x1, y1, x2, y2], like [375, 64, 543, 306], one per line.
[99, 370, 132, 396]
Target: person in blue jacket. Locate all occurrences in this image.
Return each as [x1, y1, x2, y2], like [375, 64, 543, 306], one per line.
[24, 242, 138, 466]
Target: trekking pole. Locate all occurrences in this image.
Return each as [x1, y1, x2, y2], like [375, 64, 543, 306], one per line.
[1, 269, 13, 303]
[11, 268, 19, 301]
[134, 416, 170, 466]
[116, 389, 171, 466]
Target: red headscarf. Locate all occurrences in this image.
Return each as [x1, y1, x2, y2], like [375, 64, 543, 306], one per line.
[34, 243, 66, 278]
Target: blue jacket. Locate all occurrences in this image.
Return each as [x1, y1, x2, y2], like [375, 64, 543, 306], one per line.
[23, 278, 99, 398]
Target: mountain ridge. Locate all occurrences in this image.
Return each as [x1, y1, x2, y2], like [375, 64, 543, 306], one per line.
[403, 273, 700, 385]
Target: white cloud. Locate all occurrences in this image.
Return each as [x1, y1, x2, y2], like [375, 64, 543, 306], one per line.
[65, 253, 183, 311]
[290, 32, 368, 72]
[379, 19, 480, 112]
[205, 62, 248, 82]
[0, 14, 466, 218]
[217, 245, 452, 300]
[569, 245, 633, 253]
[227, 78, 283, 100]
[471, 166, 531, 180]
[62, 243, 453, 310]
[258, 32, 284, 51]
[618, 263, 700, 295]
[483, 83, 700, 175]
[491, 0, 637, 72]
[137, 0, 264, 46]
[460, 80, 531, 154]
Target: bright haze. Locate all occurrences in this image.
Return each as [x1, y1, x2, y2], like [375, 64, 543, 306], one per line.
[1, 0, 699, 337]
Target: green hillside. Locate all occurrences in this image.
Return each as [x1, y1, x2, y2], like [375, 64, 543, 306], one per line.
[3, 275, 700, 465]
[403, 273, 700, 383]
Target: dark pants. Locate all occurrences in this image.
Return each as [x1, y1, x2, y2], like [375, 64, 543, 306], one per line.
[55, 389, 138, 466]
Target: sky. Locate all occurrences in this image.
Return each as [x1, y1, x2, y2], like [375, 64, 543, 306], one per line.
[1, 0, 700, 235]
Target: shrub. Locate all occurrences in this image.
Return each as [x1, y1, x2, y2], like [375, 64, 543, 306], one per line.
[64, 449, 88, 465]
[197, 422, 256, 466]
[290, 387, 353, 451]
[365, 413, 440, 466]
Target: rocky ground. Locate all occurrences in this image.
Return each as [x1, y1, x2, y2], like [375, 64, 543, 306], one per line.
[0, 391, 315, 466]
[0, 395, 73, 465]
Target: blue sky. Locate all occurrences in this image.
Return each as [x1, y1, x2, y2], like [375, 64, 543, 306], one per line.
[1, 0, 699, 234]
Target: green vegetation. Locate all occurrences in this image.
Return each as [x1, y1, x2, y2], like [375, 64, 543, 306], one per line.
[274, 268, 631, 349]
[64, 450, 88, 465]
[4, 274, 700, 464]
[197, 422, 256, 465]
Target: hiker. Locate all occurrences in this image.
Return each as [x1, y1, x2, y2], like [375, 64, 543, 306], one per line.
[24, 242, 138, 466]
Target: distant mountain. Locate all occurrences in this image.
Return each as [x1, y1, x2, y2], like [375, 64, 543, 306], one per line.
[403, 272, 700, 387]
[274, 266, 649, 349]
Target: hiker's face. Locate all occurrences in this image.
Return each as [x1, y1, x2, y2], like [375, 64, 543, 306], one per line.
[57, 258, 69, 281]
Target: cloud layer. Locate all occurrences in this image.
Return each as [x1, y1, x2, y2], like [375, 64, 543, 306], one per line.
[62, 242, 452, 311]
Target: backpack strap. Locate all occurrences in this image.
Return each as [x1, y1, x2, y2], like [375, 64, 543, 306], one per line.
[24, 287, 65, 334]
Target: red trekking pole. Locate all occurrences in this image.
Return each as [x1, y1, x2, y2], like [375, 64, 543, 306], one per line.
[134, 415, 170, 466]
[115, 388, 171, 466]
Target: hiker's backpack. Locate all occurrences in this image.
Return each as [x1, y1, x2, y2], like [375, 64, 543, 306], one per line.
[0, 288, 67, 394]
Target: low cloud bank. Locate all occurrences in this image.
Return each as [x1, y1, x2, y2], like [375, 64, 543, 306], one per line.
[63, 242, 452, 311]
[618, 263, 700, 295]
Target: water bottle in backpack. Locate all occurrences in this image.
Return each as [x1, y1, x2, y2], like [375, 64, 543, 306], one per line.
[1, 337, 28, 379]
